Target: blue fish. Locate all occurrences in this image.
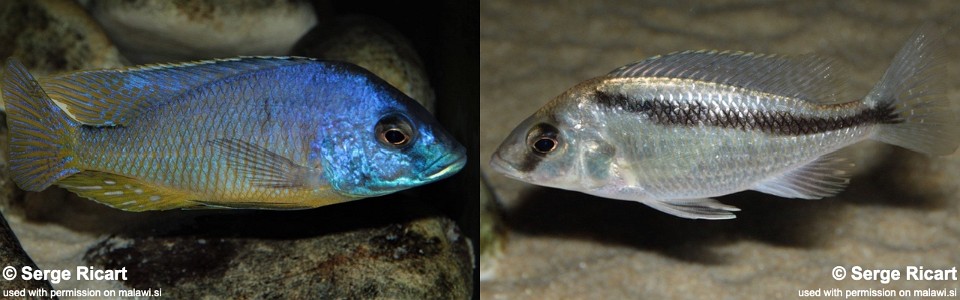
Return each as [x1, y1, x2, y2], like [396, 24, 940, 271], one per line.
[3, 57, 466, 211]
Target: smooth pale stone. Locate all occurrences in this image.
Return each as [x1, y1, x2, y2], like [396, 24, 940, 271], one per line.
[87, 0, 319, 64]
[292, 15, 436, 113]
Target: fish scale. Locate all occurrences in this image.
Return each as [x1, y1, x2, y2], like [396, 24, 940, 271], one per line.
[492, 25, 956, 220]
[75, 72, 325, 201]
[3, 57, 466, 211]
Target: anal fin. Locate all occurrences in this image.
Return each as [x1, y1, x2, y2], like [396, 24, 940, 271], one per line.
[188, 200, 315, 210]
[57, 171, 196, 211]
[752, 153, 854, 199]
[643, 198, 740, 220]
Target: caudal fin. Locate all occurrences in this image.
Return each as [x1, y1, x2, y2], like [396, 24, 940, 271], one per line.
[867, 24, 960, 155]
[3, 59, 80, 191]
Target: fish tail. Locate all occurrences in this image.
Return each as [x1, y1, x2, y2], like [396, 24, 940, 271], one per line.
[3, 59, 81, 191]
[866, 24, 960, 156]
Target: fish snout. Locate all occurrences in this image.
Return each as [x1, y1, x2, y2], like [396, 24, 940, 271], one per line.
[489, 150, 523, 180]
[421, 149, 466, 181]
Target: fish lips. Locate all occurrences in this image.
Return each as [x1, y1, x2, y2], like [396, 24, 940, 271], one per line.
[338, 151, 465, 198]
[421, 146, 467, 182]
[489, 150, 525, 181]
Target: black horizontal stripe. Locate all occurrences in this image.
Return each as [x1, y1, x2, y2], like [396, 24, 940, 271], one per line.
[594, 90, 900, 136]
[516, 153, 542, 173]
[515, 123, 558, 172]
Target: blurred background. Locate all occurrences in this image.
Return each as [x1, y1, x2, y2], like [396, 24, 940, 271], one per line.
[481, 0, 960, 298]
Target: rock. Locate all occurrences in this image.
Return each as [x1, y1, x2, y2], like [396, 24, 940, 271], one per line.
[0, 0, 125, 112]
[0, 0, 123, 212]
[1, 2, 472, 298]
[80, 197, 472, 299]
[0, 0, 124, 75]
[0, 117, 20, 214]
[86, 0, 320, 64]
[291, 15, 436, 113]
[3, 149, 472, 298]
[0, 212, 54, 296]
[479, 174, 505, 281]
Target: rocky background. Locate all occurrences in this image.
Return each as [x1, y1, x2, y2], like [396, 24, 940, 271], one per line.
[481, 0, 960, 298]
[0, 0, 479, 299]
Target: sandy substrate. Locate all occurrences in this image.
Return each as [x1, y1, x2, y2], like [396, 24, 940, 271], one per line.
[480, 1, 960, 298]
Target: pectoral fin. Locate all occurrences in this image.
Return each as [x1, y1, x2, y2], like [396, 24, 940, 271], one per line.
[207, 138, 325, 189]
[643, 198, 740, 220]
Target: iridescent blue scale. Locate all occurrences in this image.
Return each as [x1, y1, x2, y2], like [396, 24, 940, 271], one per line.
[2, 57, 465, 211]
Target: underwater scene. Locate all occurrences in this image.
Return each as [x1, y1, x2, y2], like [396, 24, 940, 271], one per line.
[481, 0, 960, 299]
[0, 0, 478, 299]
[2, 0, 960, 299]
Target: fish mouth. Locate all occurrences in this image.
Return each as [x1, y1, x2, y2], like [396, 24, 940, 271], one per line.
[422, 152, 467, 181]
[489, 151, 523, 180]
[338, 153, 465, 198]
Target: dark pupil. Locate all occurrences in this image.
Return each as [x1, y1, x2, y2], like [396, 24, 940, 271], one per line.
[384, 129, 407, 144]
[533, 138, 556, 153]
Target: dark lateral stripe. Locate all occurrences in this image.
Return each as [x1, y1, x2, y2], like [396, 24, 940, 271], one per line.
[594, 91, 901, 136]
[514, 123, 557, 172]
[516, 154, 542, 173]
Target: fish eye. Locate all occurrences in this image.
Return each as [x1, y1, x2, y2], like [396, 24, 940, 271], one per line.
[532, 137, 557, 154]
[527, 123, 561, 155]
[376, 114, 416, 148]
[383, 128, 408, 145]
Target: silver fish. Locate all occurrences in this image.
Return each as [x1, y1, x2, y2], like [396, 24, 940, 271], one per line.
[490, 25, 959, 220]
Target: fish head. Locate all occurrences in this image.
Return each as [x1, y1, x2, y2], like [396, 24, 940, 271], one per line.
[491, 85, 622, 192]
[490, 111, 583, 190]
[319, 75, 466, 198]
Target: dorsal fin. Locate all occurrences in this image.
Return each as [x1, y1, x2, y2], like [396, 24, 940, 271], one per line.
[38, 56, 317, 126]
[607, 50, 849, 104]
